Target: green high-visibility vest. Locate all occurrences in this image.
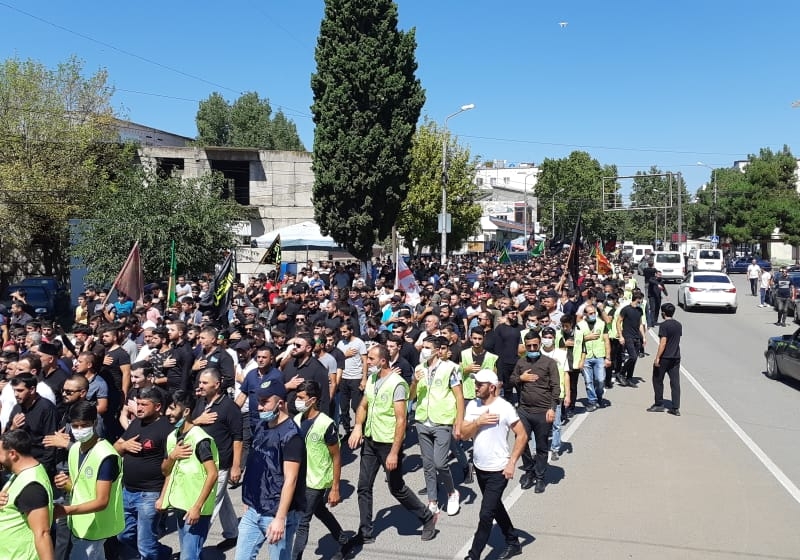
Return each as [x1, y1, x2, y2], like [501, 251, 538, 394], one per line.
[0, 463, 53, 560]
[577, 319, 607, 358]
[542, 348, 567, 398]
[162, 426, 219, 515]
[294, 412, 335, 490]
[68, 438, 124, 540]
[364, 372, 407, 444]
[415, 360, 459, 425]
[460, 349, 498, 400]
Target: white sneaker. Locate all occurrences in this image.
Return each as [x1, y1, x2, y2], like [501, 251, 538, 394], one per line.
[446, 490, 460, 516]
[428, 502, 440, 515]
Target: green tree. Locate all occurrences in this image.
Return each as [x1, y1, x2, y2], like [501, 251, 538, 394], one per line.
[397, 119, 480, 254]
[72, 167, 248, 284]
[628, 167, 690, 245]
[534, 151, 620, 243]
[0, 56, 122, 286]
[196, 92, 230, 146]
[195, 92, 305, 150]
[230, 91, 272, 148]
[311, 0, 425, 261]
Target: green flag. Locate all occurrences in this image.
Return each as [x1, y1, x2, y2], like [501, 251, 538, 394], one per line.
[167, 240, 177, 306]
[498, 247, 511, 264]
[530, 240, 544, 257]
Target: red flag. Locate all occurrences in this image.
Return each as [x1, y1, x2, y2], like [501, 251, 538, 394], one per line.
[596, 242, 612, 275]
[113, 241, 144, 304]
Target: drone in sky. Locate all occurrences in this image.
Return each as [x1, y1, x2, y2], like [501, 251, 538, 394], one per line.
[559, 21, 568, 28]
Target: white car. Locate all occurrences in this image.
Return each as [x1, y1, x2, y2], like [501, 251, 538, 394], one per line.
[677, 272, 738, 313]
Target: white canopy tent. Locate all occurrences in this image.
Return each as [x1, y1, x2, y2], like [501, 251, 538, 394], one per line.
[252, 221, 340, 250]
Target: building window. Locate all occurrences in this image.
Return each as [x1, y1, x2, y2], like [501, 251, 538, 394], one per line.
[209, 160, 250, 206]
[503, 177, 510, 185]
[490, 177, 497, 187]
[155, 157, 184, 178]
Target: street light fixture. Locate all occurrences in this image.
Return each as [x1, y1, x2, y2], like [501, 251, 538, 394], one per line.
[441, 103, 475, 265]
[697, 162, 718, 243]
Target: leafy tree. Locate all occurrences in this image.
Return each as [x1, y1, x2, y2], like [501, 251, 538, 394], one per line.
[627, 166, 690, 245]
[196, 92, 230, 146]
[195, 92, 305, 151]
[230, 92, 272, 148]
[397, 119, 480, 255]
[311, 0, 425, 261]
[534, 151, 619, 243]
[0, 56, 121, 286]
[72, 167, 248, 284]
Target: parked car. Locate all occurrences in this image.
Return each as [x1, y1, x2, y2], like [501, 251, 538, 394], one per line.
[765, 272, 800, 316]
[765, 329, 800, 382]
[676, 272, 737, 313]
[0, 285, 58, 320]
[690, 248, 724, 272]
[726, 257, 772, 274]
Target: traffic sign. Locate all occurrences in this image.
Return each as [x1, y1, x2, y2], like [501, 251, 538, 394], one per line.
[710, 235, 720, 244]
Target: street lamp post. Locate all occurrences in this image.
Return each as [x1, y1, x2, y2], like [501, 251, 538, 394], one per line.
[697, 162, 718, 243]
[518, 172, 535, 246]
[441, 103, 475, 265]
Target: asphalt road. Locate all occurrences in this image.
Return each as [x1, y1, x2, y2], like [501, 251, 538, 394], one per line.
[162, 274, 800, 559]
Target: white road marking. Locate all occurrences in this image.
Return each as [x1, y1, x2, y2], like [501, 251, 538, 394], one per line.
[453, 410, 591, 559]
[647, 329, 800, 506]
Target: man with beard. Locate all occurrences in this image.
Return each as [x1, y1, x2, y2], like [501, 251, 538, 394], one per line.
[236, 346, 283, 430]
[113, 386, 174, 560]
[575, 304, 611, 413]
[0, 430, 55, 560]
[98, 323, 131, 439]
[283, 335, 331, 416]
[191, 369, 242, 550]
[72, 352, 110, 437]
[486, 308, 523, 404]
[336, 323, 367, 435]
[37, 342, 71, 409]
[7, 373, 59, 479]
[192, 327, 235, 393]
[162, 320, 194, 394]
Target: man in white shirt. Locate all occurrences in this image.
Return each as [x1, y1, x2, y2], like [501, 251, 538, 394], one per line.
[747, 259, 761, 297]
[459, 369, 527, 560]
[0, 356, 56, 430]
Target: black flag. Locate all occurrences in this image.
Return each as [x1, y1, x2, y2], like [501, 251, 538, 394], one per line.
[566, 208, 583, 288]
[260, 234, 281, 266]
[200, 251, 235, 326]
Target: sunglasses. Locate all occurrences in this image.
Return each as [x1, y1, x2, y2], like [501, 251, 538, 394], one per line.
[62, 389, 82, 395]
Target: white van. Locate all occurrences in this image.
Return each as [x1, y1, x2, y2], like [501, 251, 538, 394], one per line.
[690, 248, 724, 272]
[629, 244, 654, 264]
[652, 251, 685, 282]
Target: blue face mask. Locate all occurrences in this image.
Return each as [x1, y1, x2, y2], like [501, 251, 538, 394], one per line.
[526, 351, 540, 359]
[259, 408, 277, 422]
[587, 314, 597, 322]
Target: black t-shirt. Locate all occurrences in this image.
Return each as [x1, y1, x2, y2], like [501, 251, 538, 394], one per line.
[121, 415, 173, 491]
[619, 305, 644, 339]
[490, 323, 523, 364]
[282, 357, 331, 415]
[191, 395, 242, 470]
[389, 357, 414, 384]
[40, 367, 71, 408]
[15, 480, 50, 514]
[10, 397, 58, 477]
[658, 318, 682, 360]
[100, 346, 130, 407]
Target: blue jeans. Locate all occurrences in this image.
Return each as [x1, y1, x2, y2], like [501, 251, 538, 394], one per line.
[69, 536, 106, 560]
[176, 512, 211, 560]
[582, 357, 606, 405]
[234, 507, 299, 560]
[760, 287, 767, 305]
[119, 489, 171, 560]
[550, 405, 562, 452]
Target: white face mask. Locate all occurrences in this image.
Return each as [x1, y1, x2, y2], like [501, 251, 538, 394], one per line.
[295, 399, 309, 413]
[72, 426, 94, 443]
[419, 348, 433, 362]
[541, 338, 554, 348]
[368, 365, 380, 375]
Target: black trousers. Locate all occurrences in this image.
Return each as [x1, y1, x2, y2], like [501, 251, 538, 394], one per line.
[339, 378, 363, 431]
[517, 408, 551, 479]
[619, 337, 640, 380]
[293, 486, 344, 560]
[647, 296, 662, 326]
[357, 437, 431, 539]
[498, 362, 517, 404]
[749, 277, 758, 296]
[467, 468, 519, 560]
[609, 338, 623, 382]
[653, 358, 681, 409]
[567, 369, 581, 410]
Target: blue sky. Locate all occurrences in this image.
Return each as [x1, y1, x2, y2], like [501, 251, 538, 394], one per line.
[2, 0, 799, 197]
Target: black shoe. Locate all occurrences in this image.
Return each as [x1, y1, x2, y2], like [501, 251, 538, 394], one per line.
[775, 322, 782, 326]
[421, 511, 439, 541]
[332, 535, 361, 560]
[566, 407, 575, 418]
[667, 408, 681, 416]
[520, 472, 535, 490]
[498, 542, 523, 559]
[417, 487, 427, 495]
[585, 403, 598, 413]
[647, 404, 665, 412]
[216, 538, 238, 551]
[534, 478, 546, 493]
[597, 399, 607, 408]
[228, 481, 242, 490]
[617, 376, 628, 387]
[604, 381, 613, 389]
[550, 449, 560, 462]
[463, 463, 475, 484]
